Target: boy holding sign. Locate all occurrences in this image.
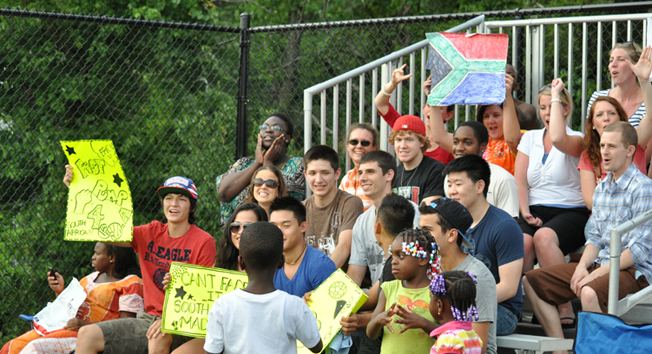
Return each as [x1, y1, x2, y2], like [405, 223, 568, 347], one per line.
[63, 168, 217, 354]
[204, 222, 322, 354]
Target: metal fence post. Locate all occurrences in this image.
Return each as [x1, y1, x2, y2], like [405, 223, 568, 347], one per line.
[237, 13, 251, 159]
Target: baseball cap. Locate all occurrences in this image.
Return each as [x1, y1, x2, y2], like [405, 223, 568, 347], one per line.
[427, 198, 474, 249]
[157, 176, 198, 200]
[393, 115, 426, 137]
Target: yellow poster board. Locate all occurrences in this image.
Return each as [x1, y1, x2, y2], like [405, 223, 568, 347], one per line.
[61, 140, 133, 242]
[161, 262, 248, 338]
[298, 269, 368, 354]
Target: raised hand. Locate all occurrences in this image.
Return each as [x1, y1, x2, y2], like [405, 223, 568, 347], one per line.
[505, 73, 515, 96]
[48, 271, 65, 295]
[628, 45, 652, 80]
[391, 64, 414, 87]
[63, 165, 74, 187]
[254, 134, 266, 166]
[424, 75, 432, 96]
[262, 134, 286, 165]
[550, 78, 565, 98]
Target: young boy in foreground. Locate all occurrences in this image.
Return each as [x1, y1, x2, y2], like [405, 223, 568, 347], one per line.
[204, 222, 323, 354]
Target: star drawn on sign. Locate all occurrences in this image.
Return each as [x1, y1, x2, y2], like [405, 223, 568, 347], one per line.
[113, 173, 124, 187]
[65, 145, 76, 155]
[188, 294, 194, 301]
[175, 286, 187, 299]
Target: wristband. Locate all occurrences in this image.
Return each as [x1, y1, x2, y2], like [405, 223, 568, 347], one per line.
[381, 86, 393, 97]
[550, 98, 562, 103]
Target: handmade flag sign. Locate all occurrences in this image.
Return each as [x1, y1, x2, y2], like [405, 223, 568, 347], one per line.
[426, 32, 509, 106]
[161, 262, 248, 338]
[61, 140, 133, 242]
[297, 269, 368, 354]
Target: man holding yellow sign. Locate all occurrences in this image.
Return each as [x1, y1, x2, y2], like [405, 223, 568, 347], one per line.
[61, 162, 216, 354]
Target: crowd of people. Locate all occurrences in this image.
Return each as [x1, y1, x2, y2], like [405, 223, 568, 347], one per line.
[4, 42, 652, 354]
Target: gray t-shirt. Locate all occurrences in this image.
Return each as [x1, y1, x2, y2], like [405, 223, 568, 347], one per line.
[454, 255, 498, 354]
[349, 200, 420, 283]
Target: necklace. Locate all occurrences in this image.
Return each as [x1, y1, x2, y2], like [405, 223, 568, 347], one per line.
[285, 244, 307, 265]
[401, 161, 421, 187]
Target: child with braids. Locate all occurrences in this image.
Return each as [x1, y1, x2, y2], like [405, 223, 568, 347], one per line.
[367, 228, 439, 353]
[429, 270, 482, 354]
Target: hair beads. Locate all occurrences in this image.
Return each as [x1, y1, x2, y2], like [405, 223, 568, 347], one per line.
[429, 270, 480, 323]
[401, 239, 440, 278]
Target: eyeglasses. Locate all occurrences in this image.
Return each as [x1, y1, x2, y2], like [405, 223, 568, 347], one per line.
[259, 125, 285, 132]
[253, 178, 279, 188]
[230, 222, 252, 234]
[538, 84, 551, 93]
[348, 139, 372, 147]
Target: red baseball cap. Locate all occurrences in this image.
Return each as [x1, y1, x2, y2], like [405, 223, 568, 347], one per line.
[392, 115, 426, 137]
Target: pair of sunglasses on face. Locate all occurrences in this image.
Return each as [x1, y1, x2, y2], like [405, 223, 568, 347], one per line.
[348, 139, 372, 147]
[230, 222, 252, 234]
[253, 178, 278, 189]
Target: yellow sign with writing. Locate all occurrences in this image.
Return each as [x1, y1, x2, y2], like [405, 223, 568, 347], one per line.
[298, 269, 368, 353]
[61, 140, 133, 242]
[161, 262, 248, 338]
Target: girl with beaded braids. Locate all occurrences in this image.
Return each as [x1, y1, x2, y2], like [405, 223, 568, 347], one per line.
[429, 270, 483, 354]
[367, 228, 439, 353]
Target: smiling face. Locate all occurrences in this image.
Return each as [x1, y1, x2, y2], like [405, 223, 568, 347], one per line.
[261, 116, 288, 149]
[393, 131, 424, 164]
[92, 242, 114, 274]
[230, 210, 259, 250]
[447, 171, 484, 209]
[163, 193, 192, 224]
[609, 48, 636, 86]
[305, 159, 341, 198]
[592, 101, 620, 135]
[481, 105, 504, 140]
[453, 126, 483, 158]
[347, 128, 376, 166]
[270, 209, 307, 253]
[358, 161, 393, 202]
[252, 169, 279, 206]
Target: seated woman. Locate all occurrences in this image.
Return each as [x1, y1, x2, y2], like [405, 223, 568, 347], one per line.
[479, 74, 521, 175]
[244, 165, 287, 216]
[216, 112, 305, 224]
[514, 80, 588, 276]
[576, 46, 652, 209]
[1, 243, 143, 354]
[339, 123, 378, 211]
[170, 203, 267, 354]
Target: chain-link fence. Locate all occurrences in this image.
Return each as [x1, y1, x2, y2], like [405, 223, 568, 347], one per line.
[1, 2, 652, 343]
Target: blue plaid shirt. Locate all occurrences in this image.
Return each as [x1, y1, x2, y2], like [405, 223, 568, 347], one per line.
[587, 163, 652, 282]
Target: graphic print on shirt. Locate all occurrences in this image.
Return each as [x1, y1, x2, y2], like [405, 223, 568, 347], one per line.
[145, 241, 193, 290]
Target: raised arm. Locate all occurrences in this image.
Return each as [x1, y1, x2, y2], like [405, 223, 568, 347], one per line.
[548, 79, 584, 156]
[374, 64, 413, 116]
[631, 46, 652, 149]
[217, 134, 272, 202]
[502, 74, 522, 154]
[427, 102, 454, 154]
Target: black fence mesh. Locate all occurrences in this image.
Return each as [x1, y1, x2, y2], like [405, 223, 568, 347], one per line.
[1, 2, 651, 343]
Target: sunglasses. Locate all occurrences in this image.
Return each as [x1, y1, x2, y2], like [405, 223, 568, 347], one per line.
[621, 41, 640, 57]
[259, 125, 285, 133]
[230, 222, 252, 234]
[348, 139, 372, 147]
[538, 84, 551, 93]
[253, 178, 279, 188]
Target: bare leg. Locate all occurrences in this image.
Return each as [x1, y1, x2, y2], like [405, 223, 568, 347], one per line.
[523, 233, 535, 273]
[522, 276, 567, 354]
[533, 227, 575, 324]
[580, 286, 602, 313]
[75, 324, 105, 354]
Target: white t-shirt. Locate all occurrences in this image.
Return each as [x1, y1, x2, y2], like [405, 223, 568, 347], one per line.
[444, 162, 519, 218]
[517, 127, 585, 207]
[204, 289, 320, 354]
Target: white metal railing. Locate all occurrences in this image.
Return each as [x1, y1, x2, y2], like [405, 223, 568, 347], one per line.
[484, 14, 650, 132]
[303, 15, 485, 170]
[608, 209, 652, 316]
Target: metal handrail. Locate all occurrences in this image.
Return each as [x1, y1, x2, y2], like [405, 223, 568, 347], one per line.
[608, 209, 652, 315]
[302, 15, 485, 153]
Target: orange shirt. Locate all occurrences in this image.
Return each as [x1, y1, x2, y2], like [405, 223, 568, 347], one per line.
[483, 138, 515, 175]
[339, 167, 373, 211]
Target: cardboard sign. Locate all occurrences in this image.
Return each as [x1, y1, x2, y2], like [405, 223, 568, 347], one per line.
[61, 140, 133, 242]
[426, 32, 509, 106]
[298, 269, 368, 353]
[161, 262, 248, 338]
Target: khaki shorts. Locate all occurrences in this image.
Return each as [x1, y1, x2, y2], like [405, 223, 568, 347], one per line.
[525, 262, 649, 313]
[96, 310, 192, 354]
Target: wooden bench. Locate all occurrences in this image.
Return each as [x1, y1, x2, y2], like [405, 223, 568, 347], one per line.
[496, 333, 573, 354]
